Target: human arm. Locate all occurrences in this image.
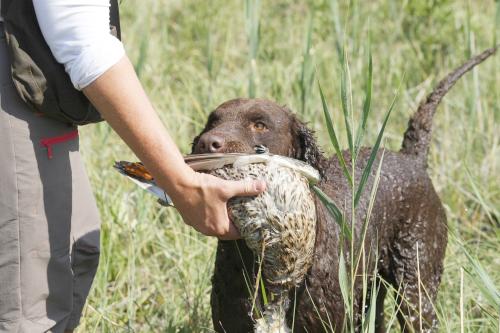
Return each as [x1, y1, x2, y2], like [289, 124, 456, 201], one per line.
[32, 0, 265, 239]
[82, 55, 265, 239]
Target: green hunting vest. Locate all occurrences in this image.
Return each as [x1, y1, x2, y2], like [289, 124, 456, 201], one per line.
[0, 0, 121, 125]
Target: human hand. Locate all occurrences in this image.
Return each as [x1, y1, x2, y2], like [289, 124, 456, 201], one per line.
[167, 169, 266, 240]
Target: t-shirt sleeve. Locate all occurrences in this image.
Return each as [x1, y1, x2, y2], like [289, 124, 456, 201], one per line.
[32, 0, 125, 90]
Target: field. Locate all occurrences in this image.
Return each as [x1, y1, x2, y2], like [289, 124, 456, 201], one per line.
[77, 0, 499, 332]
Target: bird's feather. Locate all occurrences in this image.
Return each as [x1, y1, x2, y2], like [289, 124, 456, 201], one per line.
[114, 153, 320, 207]
[114, 161, 173, 206]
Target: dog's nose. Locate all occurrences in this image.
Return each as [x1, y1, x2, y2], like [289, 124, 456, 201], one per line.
[197, 134, 225, 153]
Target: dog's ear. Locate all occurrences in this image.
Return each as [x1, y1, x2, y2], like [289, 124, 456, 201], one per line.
[290, 115, 324, 174]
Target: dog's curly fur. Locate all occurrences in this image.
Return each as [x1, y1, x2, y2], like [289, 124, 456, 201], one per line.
[192, 47, 497, 332]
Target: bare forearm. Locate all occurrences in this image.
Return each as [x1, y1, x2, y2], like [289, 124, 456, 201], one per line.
[83, 55, 193, 192]
[82, 55, 264, 239]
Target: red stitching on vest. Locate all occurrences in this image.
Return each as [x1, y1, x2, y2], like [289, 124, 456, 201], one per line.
[40, 129, 79, 159]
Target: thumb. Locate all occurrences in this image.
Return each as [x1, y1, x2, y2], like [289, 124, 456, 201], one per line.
[223, 178, 266, 198]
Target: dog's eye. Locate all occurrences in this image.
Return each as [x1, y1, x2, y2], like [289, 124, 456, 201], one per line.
[252, 121, 267, 131]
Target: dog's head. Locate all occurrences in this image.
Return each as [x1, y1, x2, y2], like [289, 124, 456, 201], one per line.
[192, 98, 324, 170]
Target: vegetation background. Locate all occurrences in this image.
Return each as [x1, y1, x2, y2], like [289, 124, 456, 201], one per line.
[77, 0, 499, 332]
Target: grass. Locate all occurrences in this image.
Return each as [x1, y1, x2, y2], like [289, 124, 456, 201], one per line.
[77, 0, 499, 331]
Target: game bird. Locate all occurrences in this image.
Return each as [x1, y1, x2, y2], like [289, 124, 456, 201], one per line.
[115, 150, 321, 332]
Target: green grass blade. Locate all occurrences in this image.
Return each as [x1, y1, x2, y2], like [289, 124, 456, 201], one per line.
[364, 276, 378, 333]
[458, 240, 500, 308]
[354, 48, 373, 157]
[206, 31, 214, 81]
[463, 265, 500, 312]
[354, 74, 404, 207]
[305, 282, 332, 332]
[318, 81, 353, 186]
[340, 48, 354, 154]
[245, 0, 261, 98]
[464, 167, 498, 223]
[329, 0, 344, 60]
[495, 0, 500, 46]
[259, 274, 268, 306]
[312, 186, 342, 221]
[465, 1, 472, 59]
[134, 34, 149, 79]
[312, 186, 352, 240]
[354, 150, 385, 275]
[236, 242, 263, 318]
[300, 13, 315, 116]
[338, 252, 352, 319]
[291, 287, 297, 332]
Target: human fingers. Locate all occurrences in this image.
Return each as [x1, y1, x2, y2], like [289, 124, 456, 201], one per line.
[220, 178, 266, 199]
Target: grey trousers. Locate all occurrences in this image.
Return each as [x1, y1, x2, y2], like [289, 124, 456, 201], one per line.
[0, 26, 101, 332]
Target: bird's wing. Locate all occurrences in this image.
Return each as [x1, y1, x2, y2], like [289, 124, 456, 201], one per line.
[184, 153, 250, 170]
[184, 153, 320, 183]
[114, 154, 320, 206]
[229, 154, 320, 184]
[114, 161, 173, 206]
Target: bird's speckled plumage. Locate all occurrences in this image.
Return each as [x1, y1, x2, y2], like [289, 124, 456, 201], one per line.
[209, 161, 316, 332]
[212, 163, 316, 289]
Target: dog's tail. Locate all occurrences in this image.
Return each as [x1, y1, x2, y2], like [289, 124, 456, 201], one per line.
[400, 46, 498, 164]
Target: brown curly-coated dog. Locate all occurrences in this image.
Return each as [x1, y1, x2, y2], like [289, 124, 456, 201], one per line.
[192, 48, 497, 333]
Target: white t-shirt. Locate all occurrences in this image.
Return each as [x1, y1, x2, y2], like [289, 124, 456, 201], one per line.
[31, 0, 125, 90]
